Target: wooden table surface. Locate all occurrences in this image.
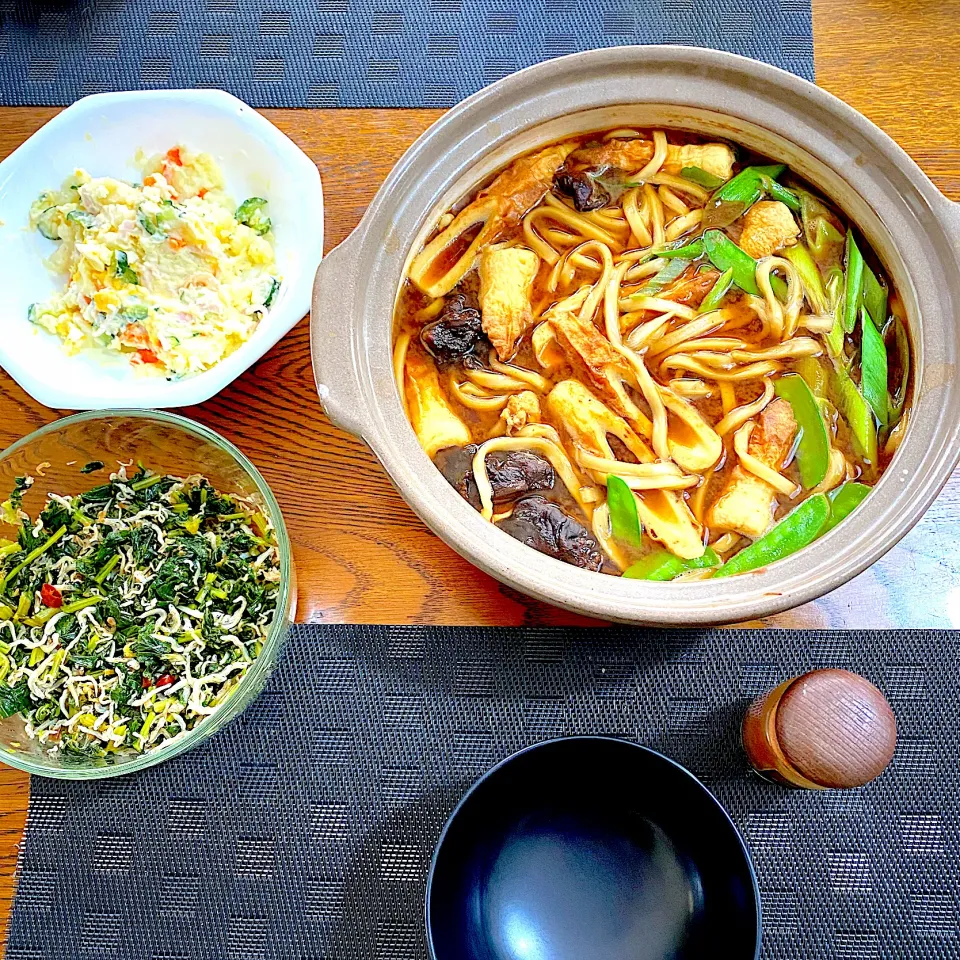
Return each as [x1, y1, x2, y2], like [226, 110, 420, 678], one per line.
[2, 0, 960, 949]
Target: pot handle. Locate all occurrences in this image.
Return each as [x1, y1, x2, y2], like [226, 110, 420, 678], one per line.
[311, 231, 371, 440]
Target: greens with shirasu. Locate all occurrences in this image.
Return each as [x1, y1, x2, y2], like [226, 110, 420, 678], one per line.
[0, 465, 280, 762]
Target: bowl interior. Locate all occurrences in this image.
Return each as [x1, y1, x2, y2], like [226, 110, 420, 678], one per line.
[0, 90, 323, 409]
[427, 738, 760, 960]
[0, 410, 294, 778]
[339, 81, 960, 624]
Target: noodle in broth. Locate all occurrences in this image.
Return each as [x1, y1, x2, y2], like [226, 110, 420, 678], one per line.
[392, 128, 910, 580]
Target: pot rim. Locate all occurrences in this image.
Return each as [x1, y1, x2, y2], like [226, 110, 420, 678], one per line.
[312, 45, 960, 626]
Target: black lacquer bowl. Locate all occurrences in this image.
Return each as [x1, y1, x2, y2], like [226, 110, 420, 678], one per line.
[427, 737, 760, 960]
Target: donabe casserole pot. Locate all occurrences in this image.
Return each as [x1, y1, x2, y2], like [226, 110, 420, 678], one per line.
[311, 45, 960, 626]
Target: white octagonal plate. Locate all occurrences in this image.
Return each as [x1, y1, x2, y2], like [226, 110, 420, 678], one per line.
[0, 89, 324, 409]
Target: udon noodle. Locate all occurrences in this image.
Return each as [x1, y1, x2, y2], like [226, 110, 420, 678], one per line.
[392, 128, 910, 580]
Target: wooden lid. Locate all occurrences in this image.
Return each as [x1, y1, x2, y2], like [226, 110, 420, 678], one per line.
[775, 669, 897, 788]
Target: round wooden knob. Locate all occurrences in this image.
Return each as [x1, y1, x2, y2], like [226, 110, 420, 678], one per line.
[743, 669, 897, 789]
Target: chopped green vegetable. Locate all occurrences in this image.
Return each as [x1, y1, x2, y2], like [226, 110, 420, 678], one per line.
[821, 482, 871, 534]
[263, 277, 281, 308]
[702, 230, 787, 299]
[113, 250, 139, 285]
[774, 374, 829, 488]
[658, 239, 704, 260]
[606, 475, 642, 549]
[722, 164, 787, 196]
[35, 207, 59, 240]
[0, 681, 30, 719]
[714, 494, 830, 578]
[830, 363, 878, 465]
[860, 305, 888, 425]
[795, 356, 827, 397]
[593, 170, 641, 200]
[702, 164, 787, 229]
[1, 476, 31, 527]
[80, 461, 105, 474]
[130, 472, 164, 492]
[823, 268, 845, 358]
[634, 258, 691, 297]
[65, 209, 96, 229]
[623, 546, 720, 581]
[235, 197, 272, 235]
[862, 261, 888, 329]
[710, 163, 785, 203]
[758, 175, 801, 212]
[21, 595, 101, 628]
[886, 316, 910, 423]
[702, 230, 760, 295]
[138, 201, 180, 237]
[782, 243, 828, 314]
[0, 525, 67, 592]
[842, 231, 864, 334]
[798, 190, 845, 268]
[698, 267, 735, 313]
[119, 305, 149, 323]
[13, 593, 30, 621]
[137, 207, 161, 235]
[94, 553, 120, 584]
[680, 166, 724, 190]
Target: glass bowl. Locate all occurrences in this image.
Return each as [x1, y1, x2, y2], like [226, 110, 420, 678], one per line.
[0, 410, 295, 779]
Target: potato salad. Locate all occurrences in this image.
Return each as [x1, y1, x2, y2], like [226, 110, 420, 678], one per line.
[28, 146, 281, 378]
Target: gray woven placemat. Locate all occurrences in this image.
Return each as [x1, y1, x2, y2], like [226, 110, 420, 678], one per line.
[5, 626, 959, 960]
[0, 0, 814, 108]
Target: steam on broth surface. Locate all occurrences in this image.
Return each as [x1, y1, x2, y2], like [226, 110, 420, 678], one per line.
[392, 128, 910, 580]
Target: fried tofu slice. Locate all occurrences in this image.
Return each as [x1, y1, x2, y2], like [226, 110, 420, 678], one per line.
[532, 286, 591, 372]
[738, 201, 801, 260]
[500, 391, 541, 436]
[570, 139, 735, 181]
[547, 307, 630, 403]
[479, 246, 539, 360]
[409, 143, 573, 300]
[532, 320, 566, 372]
[547, 380, 653, 462]
[547, 381, 704, 560]
[479, 142, 577, 227]
[545, 306, 720, 475]
[665, 143, 736, 181]
[659, 268, 720, 310]
[707, 399, 798, 539]
[404, 351, 471, 458]
[635, 489, 706, 560]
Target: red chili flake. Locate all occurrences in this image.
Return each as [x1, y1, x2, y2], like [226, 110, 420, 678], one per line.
[141, 676, 153, 688]
[40, 584, 63, 608]
[156, 674, 176, 688]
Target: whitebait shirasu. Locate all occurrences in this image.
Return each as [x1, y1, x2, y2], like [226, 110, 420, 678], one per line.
[0, 465, 280, 763]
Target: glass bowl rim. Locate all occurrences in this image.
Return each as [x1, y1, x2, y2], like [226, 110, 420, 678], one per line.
[0, 408, 293, 779]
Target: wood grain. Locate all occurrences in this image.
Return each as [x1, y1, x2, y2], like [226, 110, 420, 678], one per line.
[1, 0, 959, 949]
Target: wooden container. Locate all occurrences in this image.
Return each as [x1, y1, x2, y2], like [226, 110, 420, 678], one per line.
[742, 669, 897, 789]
